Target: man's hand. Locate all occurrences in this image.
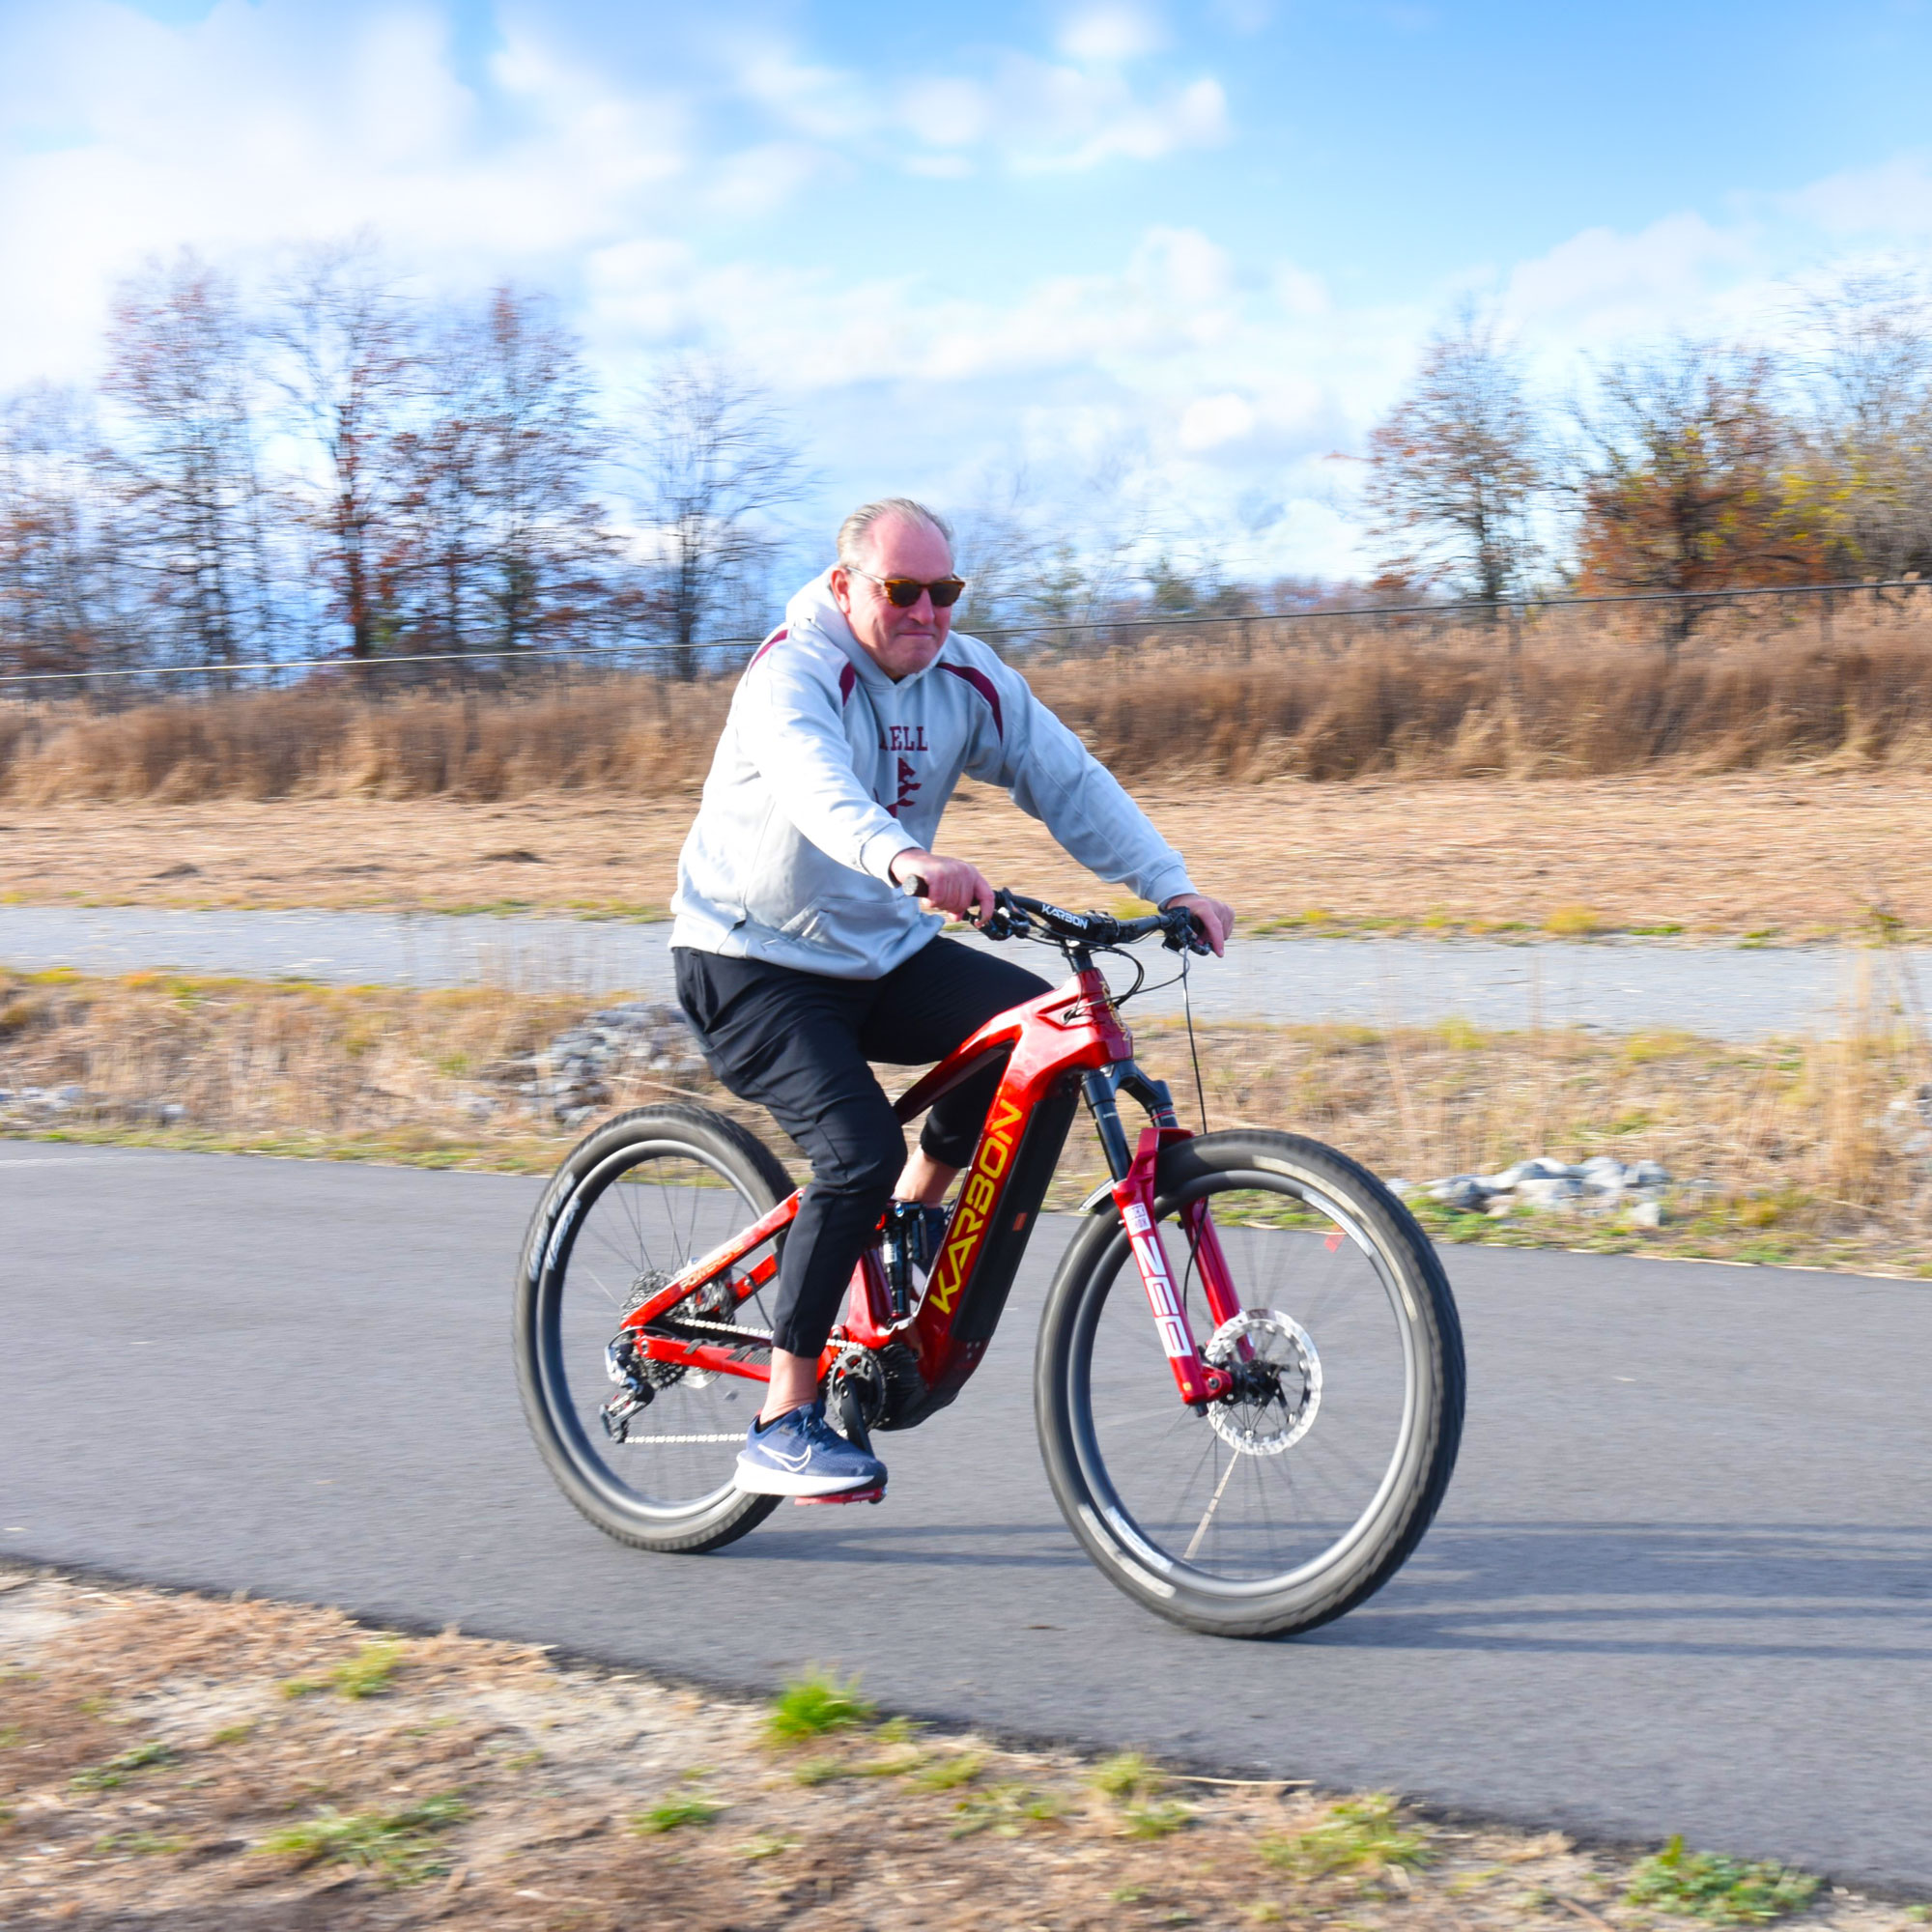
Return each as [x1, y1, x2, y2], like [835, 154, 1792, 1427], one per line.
[890, 848, 998, 923]
[1162, 892, 1235, 957]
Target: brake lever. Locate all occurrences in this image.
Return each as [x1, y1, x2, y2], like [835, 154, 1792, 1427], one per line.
[980, 886, 1032, 943]
[1161, 909, 1212, 956]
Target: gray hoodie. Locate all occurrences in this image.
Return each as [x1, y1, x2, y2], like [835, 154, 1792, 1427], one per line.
[670, 570, 1195, 979]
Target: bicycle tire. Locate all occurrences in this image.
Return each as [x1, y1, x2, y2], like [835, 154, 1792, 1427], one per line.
[513, 1103, 793, 1554]
[1035, 1129, 1463, 1638]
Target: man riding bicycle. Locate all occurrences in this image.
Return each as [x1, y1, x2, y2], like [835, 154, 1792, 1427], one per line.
[670, 497, 1234, 1500]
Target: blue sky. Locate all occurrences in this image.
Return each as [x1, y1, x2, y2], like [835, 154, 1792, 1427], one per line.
[5, 0, 1932, 578]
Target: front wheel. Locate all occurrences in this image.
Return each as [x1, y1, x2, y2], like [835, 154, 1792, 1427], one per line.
[1035, 1130, 1463, 1638]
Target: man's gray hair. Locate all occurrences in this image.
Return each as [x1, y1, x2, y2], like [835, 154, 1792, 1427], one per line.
[837, 497, 953, 570]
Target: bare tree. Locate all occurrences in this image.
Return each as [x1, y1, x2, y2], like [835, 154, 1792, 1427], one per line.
[1573, 341, 1811, 652]
[0, 384, 136, 677]
[102, 250, 271, 668]
[949, 463, 1052, 637]
[391, 288, 611, 658]
[623, 356, 804, 677]
[262, 238, 417, 659]
[1795, 270, 1932, 582]
[1364, 306, 1545, 607]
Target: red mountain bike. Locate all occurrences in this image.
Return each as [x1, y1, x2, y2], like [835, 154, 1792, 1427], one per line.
[513, 892, 1463, 1639]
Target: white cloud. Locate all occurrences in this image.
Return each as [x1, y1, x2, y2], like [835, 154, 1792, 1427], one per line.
[1179, 392, 1255, 449]
[13, 2, 1932, 586]
[727, 35, 1229, 175]
[902, 77, 992, 149]
[1058, 5, 1167, 64]
[1781, 155, 1932, 237]
[0, 2, 694, 385]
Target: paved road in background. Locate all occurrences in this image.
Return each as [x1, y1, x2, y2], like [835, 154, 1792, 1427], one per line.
[1, 902, 1916, 1037]
[5, 1143, 1928, 1888]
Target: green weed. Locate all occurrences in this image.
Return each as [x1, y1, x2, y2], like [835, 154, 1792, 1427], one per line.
[71, 1741, 177, 1790]
[1261, 1795, 1431, 1880]
[631, 1792, 724, 1834]
[256, 1794, 469, 1886]
[1122, 1800, 1196, 1839]
[951, 1782, 1067, 1838]
[764, 1668, 874, 1746]
[1089, 1752, 1194, 1838]
[911, 1751, 983, 1791]
[1545, 905, 1602, 938]
[1624, 1834, 1819, 1924]
[283, 1639, 406, 1701]
[1091, 1751, 1161, 1802]
[95, 1831, 187, 1857]
[738, 1833, 797, 1861]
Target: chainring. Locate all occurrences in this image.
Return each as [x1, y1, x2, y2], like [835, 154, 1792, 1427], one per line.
[1203, 1309, 1322, 1456]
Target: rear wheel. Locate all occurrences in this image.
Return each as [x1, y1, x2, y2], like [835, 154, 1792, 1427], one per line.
[513, 1104, 792, 1553]
[1035, 1130, 1463, 1638]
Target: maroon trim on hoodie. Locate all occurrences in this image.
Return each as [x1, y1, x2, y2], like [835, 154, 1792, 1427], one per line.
[940, 661, 1003, 738]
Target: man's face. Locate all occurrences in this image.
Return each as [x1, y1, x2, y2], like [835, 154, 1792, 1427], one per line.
[830, 515, 954, 680]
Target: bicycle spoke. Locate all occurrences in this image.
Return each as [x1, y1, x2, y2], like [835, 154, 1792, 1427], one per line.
[1078, 1176, 1419, 1587]
[1183, 1448, 1240, 1560]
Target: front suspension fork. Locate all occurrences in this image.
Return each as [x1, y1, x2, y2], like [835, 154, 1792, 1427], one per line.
[1083, 1067, 1236, 1406]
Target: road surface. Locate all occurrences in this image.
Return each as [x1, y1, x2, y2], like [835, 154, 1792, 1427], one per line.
[3, 1144, 1927, 1888]
[1, 902, 1920, 1037]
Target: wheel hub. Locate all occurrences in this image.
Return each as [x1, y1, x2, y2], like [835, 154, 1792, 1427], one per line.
[617, 1267, 739, 1390]
[1203, 1309, 1322, 1456]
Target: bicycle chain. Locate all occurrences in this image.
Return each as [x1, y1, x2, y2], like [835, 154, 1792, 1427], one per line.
[648, 1313, 776, 1347]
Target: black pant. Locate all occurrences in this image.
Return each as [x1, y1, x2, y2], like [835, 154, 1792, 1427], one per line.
[673, 938, 1052, 1356]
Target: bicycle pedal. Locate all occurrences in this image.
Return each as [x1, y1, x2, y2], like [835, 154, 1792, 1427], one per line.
[794, 1485, 886, 1507]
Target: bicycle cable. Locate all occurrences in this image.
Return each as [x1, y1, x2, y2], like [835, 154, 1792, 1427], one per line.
[1181, 944, 1208, 1133]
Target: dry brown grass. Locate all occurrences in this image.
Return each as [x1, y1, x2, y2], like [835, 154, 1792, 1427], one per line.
[0, 680, 733, 806]
[13, 607, 1932, 807]
[8, 770, 1932, 941]
[7, 965, 1931, 1272]
[9, 1570, 1870, 1932]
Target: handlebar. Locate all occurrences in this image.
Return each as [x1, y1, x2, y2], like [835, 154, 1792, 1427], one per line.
[895, 874, 1209, 955]
[988, 889, 1209, 956]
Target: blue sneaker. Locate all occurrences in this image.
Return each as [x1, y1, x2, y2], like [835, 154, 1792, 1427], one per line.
[735, 1400, 887, 1498]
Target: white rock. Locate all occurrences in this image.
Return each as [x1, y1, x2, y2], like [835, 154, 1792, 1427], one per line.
[1631, 1199, 1666, 1229]
[1482, 1155, 1577, 1189]
[1630, 1160, 1669, 1186]
[1516, 1176, 1584, 1209]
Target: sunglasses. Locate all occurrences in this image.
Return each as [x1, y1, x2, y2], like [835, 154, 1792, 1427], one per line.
[849, 567, 967, 610]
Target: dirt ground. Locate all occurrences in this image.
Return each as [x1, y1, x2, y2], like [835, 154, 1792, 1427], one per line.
[2, 1569, 1911, 1932]
[6, 772, 1932, 939]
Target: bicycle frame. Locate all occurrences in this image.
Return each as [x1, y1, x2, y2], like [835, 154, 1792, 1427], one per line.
[615, 956, 1239, 1424]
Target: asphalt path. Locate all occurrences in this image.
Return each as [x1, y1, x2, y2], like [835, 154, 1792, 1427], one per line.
[4, 1144, 1928, 1889]
[2, 902, 1918, 1037]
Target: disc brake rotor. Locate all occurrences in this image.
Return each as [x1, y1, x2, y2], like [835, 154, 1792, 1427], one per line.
[1203, 1309, 1322, 1456]
[619, 1267, 737, 1390]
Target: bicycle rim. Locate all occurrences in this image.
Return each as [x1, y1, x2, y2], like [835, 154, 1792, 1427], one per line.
[1068, 1168, 1431, 1599]
[539, 1139, 774, 1519]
